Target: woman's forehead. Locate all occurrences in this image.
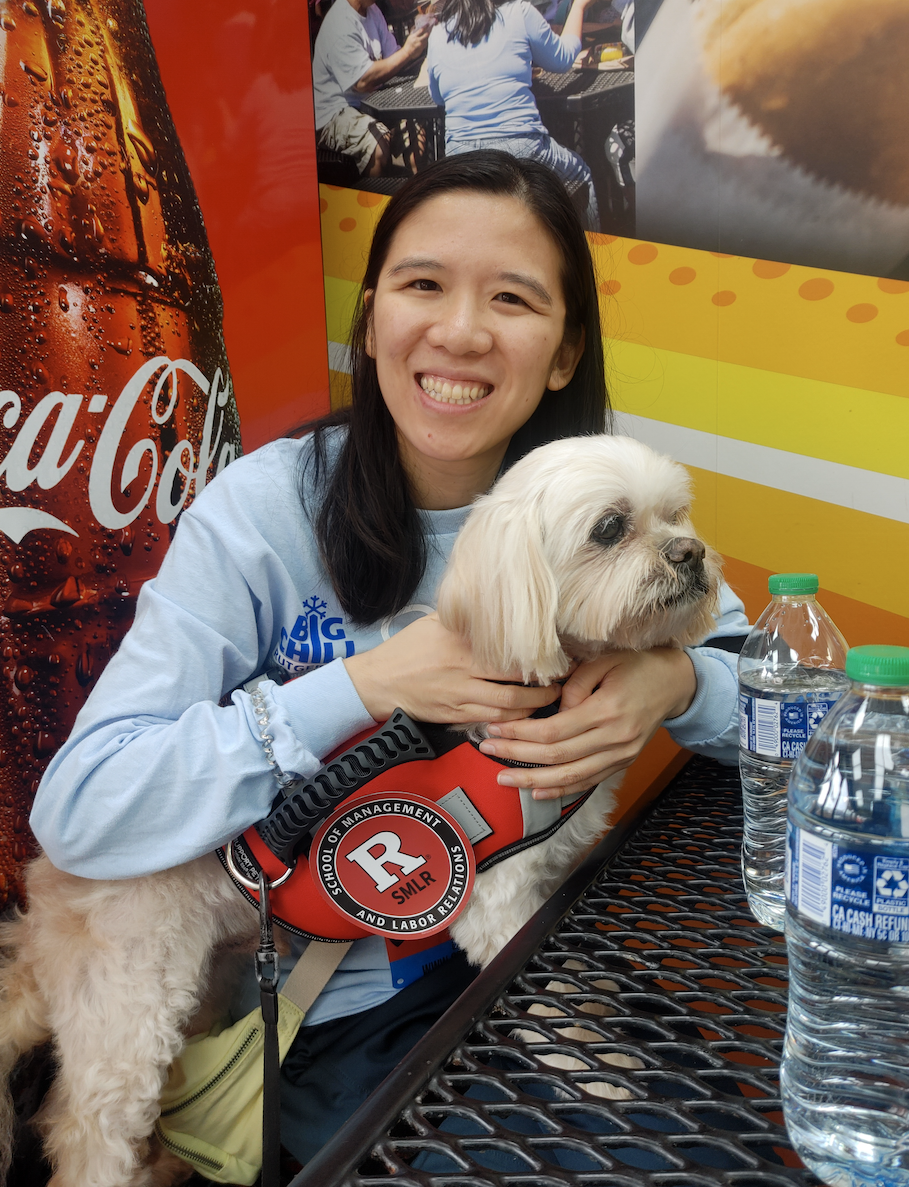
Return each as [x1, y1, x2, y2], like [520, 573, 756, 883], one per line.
[383, 190, 563, 278]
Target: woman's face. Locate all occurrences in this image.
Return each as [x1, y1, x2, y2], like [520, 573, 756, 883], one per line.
[366, 191, 583, 508]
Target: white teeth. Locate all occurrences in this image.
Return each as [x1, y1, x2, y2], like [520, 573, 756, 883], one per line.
[419, 375, 490, 404]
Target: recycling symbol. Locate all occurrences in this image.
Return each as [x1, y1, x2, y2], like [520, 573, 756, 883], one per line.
[807, 705, 828, 732]
[876, 869, 909, 899]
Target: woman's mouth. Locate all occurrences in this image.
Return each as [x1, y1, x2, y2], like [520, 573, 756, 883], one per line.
[419, 374, 491, 405]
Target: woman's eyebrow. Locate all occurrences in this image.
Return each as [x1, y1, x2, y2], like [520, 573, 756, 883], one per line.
[387, 256, 443, 275]
[497, 271, 552, 306]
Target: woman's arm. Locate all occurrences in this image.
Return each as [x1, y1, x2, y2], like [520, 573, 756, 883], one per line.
[524, 0, 595, 73]
[473, 581, 749, 798]
[30, 449, 380, 880]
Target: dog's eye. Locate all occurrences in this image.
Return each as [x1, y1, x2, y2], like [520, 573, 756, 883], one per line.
[591, 514, 625, 546]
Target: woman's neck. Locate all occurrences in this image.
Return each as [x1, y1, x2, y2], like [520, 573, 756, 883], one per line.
[403, 444, 508, 511]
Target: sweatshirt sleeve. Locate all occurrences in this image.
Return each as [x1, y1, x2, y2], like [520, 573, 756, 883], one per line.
[663, 580, 750, 765]
[29, 452, 376, 881]
[523, 1, 581, 71]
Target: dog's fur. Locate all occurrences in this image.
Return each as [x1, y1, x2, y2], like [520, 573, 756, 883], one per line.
[0, 434, 721, 1186]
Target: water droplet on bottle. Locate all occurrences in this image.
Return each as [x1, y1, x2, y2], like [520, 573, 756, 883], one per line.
[60, 86, 72, 108]
[48, 0, 66, 25]
[0, 294, 14, 312]
[14, 666, 34, 689]
[9, 565, 24, 583]
[111, 337, 131, 356]
[55, 538, 73, 563]
[1, 14, 17, 29]
[132, 171, 149, 203]
[126, 121, 157, 174]
[53, 141, 79, 184]
[58, 286, 69, 311]
[75, 648, 93, 686]
[24, 257, 38, 278]
[23, 2, 39, 16]
[19, 216, 47, 243]
[22, 62, 48, 83]
[32, 363, 48, 385]
[3, 92, 19, 107]
[34, 731, 57, 757]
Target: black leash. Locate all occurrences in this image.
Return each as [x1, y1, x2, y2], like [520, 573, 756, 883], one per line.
[255, 870, 281, 1187]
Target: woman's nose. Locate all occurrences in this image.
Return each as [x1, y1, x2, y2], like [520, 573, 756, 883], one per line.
[425, 299, 493, 354]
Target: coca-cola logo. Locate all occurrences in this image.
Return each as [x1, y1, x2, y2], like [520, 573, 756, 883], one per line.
[0, 356, 236, 543]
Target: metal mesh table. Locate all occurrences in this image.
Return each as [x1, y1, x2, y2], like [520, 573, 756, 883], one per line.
[293, 756, 820, 1187]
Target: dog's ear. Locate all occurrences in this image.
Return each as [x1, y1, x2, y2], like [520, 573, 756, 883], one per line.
[437, 494, 570, 684]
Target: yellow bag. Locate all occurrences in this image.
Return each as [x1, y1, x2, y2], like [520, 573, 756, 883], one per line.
[154, 941, 351, 1185]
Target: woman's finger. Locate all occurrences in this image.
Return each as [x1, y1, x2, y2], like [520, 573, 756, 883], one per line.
[478, 723, 616, 767]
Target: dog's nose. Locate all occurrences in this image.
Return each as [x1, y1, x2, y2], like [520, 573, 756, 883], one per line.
[662, 537, 706, 569]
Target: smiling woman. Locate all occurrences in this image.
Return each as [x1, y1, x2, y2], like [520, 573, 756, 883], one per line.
[28, 151, 749, 1173]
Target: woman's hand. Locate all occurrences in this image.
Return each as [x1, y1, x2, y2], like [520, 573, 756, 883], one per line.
[343, 613, 560, 725]
[476, 648, 698, 799]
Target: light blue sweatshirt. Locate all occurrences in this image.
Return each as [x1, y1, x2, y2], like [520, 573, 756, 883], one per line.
[30, 431, 748, 1023]
[426, 0, 580, 141]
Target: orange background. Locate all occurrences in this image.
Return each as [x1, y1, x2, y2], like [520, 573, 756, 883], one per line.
[144, 0, 330, 451]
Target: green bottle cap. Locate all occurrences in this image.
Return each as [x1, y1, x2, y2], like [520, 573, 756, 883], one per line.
[768, 573, 819, 596]
[845, 645, 909, 686]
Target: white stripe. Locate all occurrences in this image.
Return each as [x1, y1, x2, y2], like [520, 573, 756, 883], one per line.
[615, 412, 909, 526]
[328, 340, 352, 374]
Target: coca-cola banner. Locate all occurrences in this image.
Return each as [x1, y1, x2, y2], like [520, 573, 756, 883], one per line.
[0, 0, 327, 908]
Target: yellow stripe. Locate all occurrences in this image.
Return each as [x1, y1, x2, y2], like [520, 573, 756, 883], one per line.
[607, 341, 909, 480]
[688, 467, 909, 619]
[323, 276, 361, 348]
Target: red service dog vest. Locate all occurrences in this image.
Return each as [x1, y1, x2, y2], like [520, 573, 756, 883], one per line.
[219, 709, 589, 942]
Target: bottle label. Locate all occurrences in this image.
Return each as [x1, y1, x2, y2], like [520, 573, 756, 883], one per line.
[739, 693, 841, 760]
[786, 822, 909, 943]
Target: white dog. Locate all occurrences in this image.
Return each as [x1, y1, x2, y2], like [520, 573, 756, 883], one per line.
[0, 434, 721, 1186]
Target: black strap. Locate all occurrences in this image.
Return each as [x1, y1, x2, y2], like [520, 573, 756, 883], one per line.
[256, 709, 436, 865]
[255, 873, 281, 1187]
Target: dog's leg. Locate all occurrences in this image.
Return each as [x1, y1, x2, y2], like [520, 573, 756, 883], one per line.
[451, 782, 618, 967]
[37, 906, 211, 1186]
[0, 920, 52, 1186]
[30, 856, 253, 1187]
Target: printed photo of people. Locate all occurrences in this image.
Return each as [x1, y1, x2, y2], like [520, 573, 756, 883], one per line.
[309, 0, 635, 235]
[635, 0, 909, 278]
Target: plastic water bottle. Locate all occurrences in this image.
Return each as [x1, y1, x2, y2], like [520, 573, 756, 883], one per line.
[782, 645, 909, 1187]
[739, 574, 849, 927]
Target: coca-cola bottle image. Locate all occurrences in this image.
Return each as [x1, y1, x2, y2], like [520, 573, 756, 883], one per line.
[0, 0, 243, 909]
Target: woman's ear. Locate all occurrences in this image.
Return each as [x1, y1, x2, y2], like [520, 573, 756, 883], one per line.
[546, 326, 585, 391]
[364, 290, 376, 358]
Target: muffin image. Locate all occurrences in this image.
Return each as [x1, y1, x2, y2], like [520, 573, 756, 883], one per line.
[635, 0, 909, 277]
[696, 0, 909, 207]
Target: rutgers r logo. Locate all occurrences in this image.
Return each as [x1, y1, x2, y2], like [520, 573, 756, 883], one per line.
[310, 793, 476, 938]
[346, 831, 426, 892]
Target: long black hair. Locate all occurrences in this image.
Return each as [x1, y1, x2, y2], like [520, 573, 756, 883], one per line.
[304, 150, 610, 625]
[434, 0, 506, 46]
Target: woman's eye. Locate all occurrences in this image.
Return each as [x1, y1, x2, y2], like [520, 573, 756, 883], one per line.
[591, 514, 625, 546]
[411, 278, 440, 291]
[494, 291, 526, 306]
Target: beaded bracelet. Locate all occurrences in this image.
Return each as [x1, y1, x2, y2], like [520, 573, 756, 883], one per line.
[249, 686, 299, 792]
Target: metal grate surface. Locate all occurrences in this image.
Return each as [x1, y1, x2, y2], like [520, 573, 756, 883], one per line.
[295, 757, 822, 1187]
